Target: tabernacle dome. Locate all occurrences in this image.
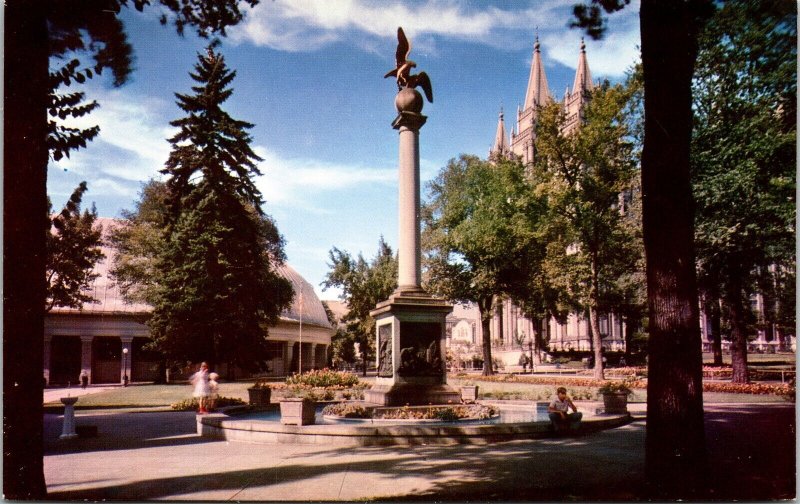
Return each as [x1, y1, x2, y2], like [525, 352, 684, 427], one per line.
[44, 218, 333, 385]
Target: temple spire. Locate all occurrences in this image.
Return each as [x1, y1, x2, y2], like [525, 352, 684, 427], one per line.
[571, 37, 593, 96]
[490, 107, 511, 160]
[523, 35, 551, 111]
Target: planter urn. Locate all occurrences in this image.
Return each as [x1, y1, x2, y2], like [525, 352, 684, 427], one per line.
[460, 385, 479, 404]
[280, 398, 316, 425]
[602, 392, 629, 414]
[247, 387, 271, 408]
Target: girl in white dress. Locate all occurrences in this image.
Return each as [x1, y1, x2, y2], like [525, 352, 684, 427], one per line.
[190, 362, 210, 413]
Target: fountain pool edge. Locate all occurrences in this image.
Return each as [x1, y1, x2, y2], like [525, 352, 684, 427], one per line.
[197, 404, 634, 446]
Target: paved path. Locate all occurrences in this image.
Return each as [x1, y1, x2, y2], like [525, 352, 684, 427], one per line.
[43, 403, 795, 501]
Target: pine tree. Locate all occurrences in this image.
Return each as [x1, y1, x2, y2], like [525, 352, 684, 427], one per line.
[147, 46, 293, 374]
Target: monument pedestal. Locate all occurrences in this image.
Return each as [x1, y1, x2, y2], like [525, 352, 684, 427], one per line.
[365, 289, 460, 406]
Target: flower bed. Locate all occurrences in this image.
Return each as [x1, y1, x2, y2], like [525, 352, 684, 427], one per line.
[321, 403, 497, 421]
[171, 396, 245, 411]
[286, 368, 360, 387]
[460, 373, 791, 396]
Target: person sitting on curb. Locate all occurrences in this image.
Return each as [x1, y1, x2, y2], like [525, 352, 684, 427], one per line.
[548, 386, 583, 433]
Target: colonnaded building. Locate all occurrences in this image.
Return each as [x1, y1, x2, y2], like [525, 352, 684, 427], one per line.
[44, 217, 333, 386]
[444, 37, 793, 368]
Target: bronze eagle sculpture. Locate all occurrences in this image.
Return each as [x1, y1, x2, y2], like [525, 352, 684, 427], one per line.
[384, 27, 433, 103]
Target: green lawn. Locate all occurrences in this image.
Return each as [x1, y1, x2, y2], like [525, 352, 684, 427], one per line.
[48, 373, 792, 410]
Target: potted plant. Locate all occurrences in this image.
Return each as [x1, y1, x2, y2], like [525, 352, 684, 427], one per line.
[460, 382, 479, 404]
[247, 379, 272, 408]
[598, 380, 633, 414]
[279, 388, 316, 425]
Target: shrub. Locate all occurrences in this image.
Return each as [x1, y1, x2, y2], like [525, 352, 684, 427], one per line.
[285, 368, 360, 388]
[171, 396, 245, 411]
[322, 403, 371, 418]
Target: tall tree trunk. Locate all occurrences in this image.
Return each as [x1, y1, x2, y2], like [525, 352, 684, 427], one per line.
[623, 311, 637, 360]
[640, 0, 710, 498]
[589, 257, 604, 380]
[723, 280, 750, 383]
[704, 294, 723, 365]
[478, 296, 494, 376]
[4, 1, 49, 498]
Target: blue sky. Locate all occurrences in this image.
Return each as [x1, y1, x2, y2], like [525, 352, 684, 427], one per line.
[48, 0, 641, 301]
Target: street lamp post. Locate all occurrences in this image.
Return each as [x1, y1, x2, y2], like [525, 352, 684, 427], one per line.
[122, 347, 129, 387]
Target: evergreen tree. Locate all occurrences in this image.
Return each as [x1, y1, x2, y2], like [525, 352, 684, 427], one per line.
[322, 238, 398, 376]
[692, 0, 796, 383]
[532, 80, 641, 380]
[144, 46, 293, 374]
[46, 181, 105, 311]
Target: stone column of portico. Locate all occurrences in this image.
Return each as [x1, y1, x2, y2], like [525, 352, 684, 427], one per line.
[80, 336, 93, 384]
[393, 92, 427, 294]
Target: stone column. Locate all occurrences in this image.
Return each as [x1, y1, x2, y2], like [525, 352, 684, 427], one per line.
[80, 336, 93, 384]
[310, 344, 318, 369]
[43, 336, 52, 386]
[392, 89, 427, 294]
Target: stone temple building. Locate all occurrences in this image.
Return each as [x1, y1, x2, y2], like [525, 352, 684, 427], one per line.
[44, 217, 333, 386]
[445, 37, 626, 367]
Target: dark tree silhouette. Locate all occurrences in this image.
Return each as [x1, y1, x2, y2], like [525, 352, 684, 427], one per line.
[4, 0, 258, 497]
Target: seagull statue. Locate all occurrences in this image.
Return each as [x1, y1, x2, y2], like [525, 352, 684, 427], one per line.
[384, 27, 433, 103]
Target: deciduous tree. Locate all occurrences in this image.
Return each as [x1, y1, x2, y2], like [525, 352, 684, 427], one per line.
[322, 238, 398, 376]
[423, 155, 542, 375]
[532, 81, 640, 380]
[46, 182, 105, 312]
[572, 0, 714, 498]
[692, 0, 796, 383]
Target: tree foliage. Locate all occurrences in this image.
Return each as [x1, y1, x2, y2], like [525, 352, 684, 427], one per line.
[532, 78, 641, 379]
[321, 238, 398, 375]
[5, 0, 259, 498]
[112, 48, 293, 374]
[46, 181, 105, 311]
[692, 0, 796, 383]
[571, 0, 714, 498]
[423, 155, 542, 375]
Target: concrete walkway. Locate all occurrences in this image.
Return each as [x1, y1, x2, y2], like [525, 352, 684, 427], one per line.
[43, 403, 795, 501]
[44, 385, 122, 404]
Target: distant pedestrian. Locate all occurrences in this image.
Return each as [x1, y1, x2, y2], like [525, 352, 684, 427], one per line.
[208, 372, 219, 411]
[79, 370, 89, 389]
[619, 356, 627, 367]
[190, 362, 210, 414]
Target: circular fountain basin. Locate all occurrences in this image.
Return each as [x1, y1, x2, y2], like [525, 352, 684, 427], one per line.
[197, 401, 633, 446]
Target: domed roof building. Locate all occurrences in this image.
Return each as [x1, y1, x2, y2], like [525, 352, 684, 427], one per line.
[44, 218, 333, 385]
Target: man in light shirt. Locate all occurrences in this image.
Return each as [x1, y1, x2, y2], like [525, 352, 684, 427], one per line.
[548, 386, 582, 433]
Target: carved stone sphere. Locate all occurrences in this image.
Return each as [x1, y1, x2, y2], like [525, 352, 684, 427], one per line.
[395, 87, 423, 114]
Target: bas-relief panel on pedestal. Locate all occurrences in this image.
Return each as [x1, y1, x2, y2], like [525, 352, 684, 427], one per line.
[397, 322, 443, 377]
[377, 324, 393, 378]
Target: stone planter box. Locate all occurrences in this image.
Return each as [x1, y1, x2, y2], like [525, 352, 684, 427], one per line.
[247, 387, 271, 408]
[460, 385, 479, 404]
[280, 398, 316, 425]
[602, 392, 629, 414]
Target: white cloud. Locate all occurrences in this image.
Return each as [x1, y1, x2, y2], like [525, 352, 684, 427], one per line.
[231, 0, 640, 77]
[233, 1, 580, 51]
[543, 6, 640, 78]
[253, 145, 396, 212]
[52, 85, 174, 181]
